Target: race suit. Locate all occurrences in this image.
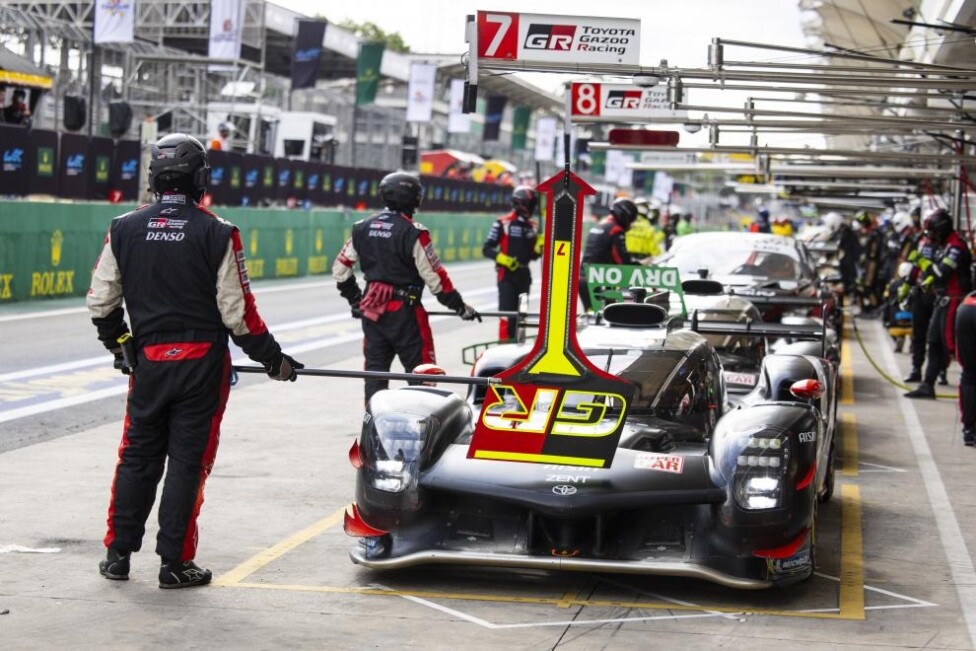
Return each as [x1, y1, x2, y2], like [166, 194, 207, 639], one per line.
[579, 215, 634, 311]
[955, 292, 976, 440]
[921, 231, 973, 386]
[333, 209, 465, 403]
[87, 193, 284, 562]
[483, 211, 539, 342]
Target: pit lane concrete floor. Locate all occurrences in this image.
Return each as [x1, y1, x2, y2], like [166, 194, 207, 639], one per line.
[2, 295, 976, 649]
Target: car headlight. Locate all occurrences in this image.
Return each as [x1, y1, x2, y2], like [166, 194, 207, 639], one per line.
[734, 434, 790, 510]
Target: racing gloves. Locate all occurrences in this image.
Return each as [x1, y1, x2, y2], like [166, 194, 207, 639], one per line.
[533, 235, 545, 257]
[265, 352, 304, 382]
[110, 348, 130, 375]
[495, 252, 520, 272]
[437, 289, 481, 322]
[458, 304, 482, 322]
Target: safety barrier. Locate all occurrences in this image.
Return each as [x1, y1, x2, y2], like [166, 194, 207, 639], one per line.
[0, 201, 498, 302]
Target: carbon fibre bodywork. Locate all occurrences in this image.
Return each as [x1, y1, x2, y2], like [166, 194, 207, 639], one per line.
[348, 317, 837, 589]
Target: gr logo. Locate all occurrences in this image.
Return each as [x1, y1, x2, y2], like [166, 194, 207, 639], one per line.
[524, 24, 576, 50]
[606, 90, 642, 109]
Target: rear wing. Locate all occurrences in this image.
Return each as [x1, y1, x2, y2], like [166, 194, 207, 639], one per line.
[683, 309, 829, 358]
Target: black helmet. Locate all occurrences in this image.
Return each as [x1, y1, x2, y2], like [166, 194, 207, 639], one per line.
[511, 185, 538, 217]
[148, 133, 210, 198]
[610, 199, 639, 229]
[924, 208, 953, 243]
[380, 172, 424, 214]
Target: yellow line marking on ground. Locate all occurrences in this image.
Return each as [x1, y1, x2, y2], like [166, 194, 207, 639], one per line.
[842, 413, 858, 477]
[556, 587, 582, 609]
[214, 507, 345, 587]
[841, 324, 855, 405]
[839, 483, 865, 620]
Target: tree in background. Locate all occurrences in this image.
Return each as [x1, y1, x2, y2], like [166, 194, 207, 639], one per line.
[337, 19, 411, 53]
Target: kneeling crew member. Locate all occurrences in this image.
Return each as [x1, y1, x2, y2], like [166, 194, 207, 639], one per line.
[88, 134, 303, 589]
[333, 172, 480, 404]
[483, 185, 540, 342]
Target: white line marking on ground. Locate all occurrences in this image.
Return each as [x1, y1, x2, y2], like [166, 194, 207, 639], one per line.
[598, 576, 743, 621]
[0, 292, 517, 424]
[858, 461, 907, 473]
[874, 321, 976, 644]
[0, 261, 492, 324]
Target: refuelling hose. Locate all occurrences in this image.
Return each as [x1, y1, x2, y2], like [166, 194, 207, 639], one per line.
[848, 314, 955, 399]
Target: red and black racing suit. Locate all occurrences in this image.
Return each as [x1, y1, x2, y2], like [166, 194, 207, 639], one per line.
[87, 193, 284, 563]
[579, 215, 634, 311]
[483, 211, 539, 341]
[955, 292, 976, 440]
[333, 209, 466, 403]
[922, 231, 973, 386]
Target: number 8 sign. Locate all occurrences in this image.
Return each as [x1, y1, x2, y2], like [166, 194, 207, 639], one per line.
[571, 83, 601, 117]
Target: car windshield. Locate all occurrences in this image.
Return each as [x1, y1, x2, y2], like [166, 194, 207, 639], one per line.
[657, 236, 802, 280]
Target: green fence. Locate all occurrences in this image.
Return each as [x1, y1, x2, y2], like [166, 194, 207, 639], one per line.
[0, 201, 498, 303]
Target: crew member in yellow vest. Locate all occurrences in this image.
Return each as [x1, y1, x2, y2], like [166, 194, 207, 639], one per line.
[626, 197, 663, 260]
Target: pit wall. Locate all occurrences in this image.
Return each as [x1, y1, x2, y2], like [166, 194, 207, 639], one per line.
[0, 202, 498, 302]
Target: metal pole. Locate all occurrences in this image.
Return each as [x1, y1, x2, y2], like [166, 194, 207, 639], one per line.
[954, 129, 965, 227]
[232, 365, 498, 386]
[87, 44, 97, 138]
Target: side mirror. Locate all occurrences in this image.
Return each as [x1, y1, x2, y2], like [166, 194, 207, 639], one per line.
[789, 379, 824, 400]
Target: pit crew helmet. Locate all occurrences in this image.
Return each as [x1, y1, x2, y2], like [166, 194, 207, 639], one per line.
[610, 198, 639, 229]
[148, 133, 210, 199]
[924, 208, 953, 244]
[380, 172, 424, 215]
[511, 185, 538, 218]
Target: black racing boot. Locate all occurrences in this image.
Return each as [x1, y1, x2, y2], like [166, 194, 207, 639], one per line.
[903, 367, 922, 383]
[964, 429, 975, 447]
[904, 383, 935, 399]
[159, 559, 212, 589]
[99, 548, 130, 580]
[938, 370, 949, 386]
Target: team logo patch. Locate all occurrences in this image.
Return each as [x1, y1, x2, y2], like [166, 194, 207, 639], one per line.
[634, 453, 684, 474]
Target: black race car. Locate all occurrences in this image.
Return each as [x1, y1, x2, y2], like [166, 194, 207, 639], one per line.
[344, 303, 838, 589]
[653, 231, 840, 330]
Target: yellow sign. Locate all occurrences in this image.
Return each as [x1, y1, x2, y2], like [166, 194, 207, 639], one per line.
[249, 230, 259, 257]
[31, 271, 74, 297]
[285, 229, 294, 256]
[0, 274, 12, 300]
[51, 230, 63, 267]
[314, 229, 324, 253]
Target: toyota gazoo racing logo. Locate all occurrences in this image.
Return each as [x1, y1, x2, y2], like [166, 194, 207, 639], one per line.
[605, 90, 642, 110]
[552, 484, 577, 496]
[523, 23, 635, 55]
[524, 24, 576, 50]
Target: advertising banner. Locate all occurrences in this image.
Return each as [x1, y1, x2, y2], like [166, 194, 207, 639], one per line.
[569, 82, 687, 121]
[534, 116, 557, 162]
[0, 125, 29, 197]
[28, 129, 59, 196]
[355, 42, 385, 106]
[511, 106, 531, 150]
[483, 94, 507, 142]
[93, 0, 135, 44]
[59, 133, 89, 199]
[208, 0, 245, 63]
[89, 137, 114, 200]
[447, 79, 470, 134]
[406, 63, 437, 123]
[291, 20, 326, 90]
[477, 11, 640, 66]
[111, 139, 141, 202]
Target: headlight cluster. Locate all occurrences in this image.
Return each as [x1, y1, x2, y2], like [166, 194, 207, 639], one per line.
[734, 435, 790, 510]
[373, 459, 411, 493]
[367, 414, 434, 493]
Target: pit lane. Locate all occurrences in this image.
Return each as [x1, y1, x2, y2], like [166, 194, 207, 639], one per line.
[1, 271, 974, 649]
